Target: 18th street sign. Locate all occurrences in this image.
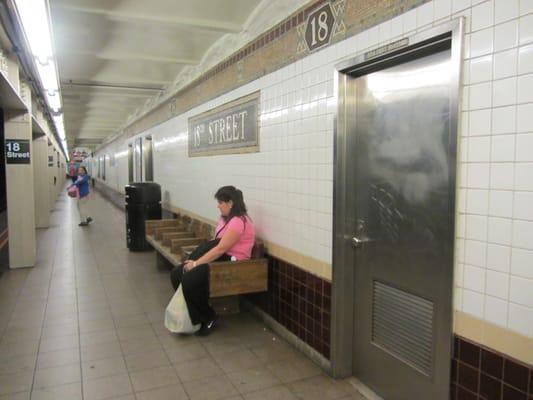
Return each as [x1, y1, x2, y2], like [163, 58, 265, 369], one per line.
[305, 3, 335, 52]
[5, 139, 30, 164]
[188, 92, 259, 157]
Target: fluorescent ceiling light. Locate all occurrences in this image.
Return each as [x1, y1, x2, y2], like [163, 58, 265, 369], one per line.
[36, 60, 59, 92]
[14, 0, 53, 60]
[45, 91, 61, 111]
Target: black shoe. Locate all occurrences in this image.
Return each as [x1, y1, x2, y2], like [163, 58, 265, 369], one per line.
[86, 217, 93, 224]
[78, 222, 88, 227]
[196, 315, 218, 336]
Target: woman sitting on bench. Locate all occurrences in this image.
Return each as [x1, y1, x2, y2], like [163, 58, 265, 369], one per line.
[170, 186, 255, 335]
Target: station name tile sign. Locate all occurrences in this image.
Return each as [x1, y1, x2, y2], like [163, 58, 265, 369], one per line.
[5, 139, 30, 164]
[188, 91, 259, 157]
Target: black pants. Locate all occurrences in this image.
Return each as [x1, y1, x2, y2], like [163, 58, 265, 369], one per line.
[170, 254, 230, 325]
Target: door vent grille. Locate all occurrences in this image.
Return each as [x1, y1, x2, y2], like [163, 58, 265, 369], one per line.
[372, 281, 434, 375]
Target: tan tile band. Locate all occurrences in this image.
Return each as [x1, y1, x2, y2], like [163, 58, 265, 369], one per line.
[454, 311, 533, 366]
[163, 203, 332, 281]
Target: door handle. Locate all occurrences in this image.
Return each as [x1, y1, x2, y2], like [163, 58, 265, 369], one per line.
[352, 236, 372, 248]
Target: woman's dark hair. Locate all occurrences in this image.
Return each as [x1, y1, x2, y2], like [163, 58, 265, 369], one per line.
[79, 166, 88, 175]
[215, 186, 247, 221]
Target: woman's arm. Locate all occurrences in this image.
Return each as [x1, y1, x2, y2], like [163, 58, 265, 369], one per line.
[74, 174, 89, 187]
[184, 228, 241, 270]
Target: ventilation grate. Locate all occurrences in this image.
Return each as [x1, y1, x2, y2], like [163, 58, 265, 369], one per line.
[372, 281, 434, 375]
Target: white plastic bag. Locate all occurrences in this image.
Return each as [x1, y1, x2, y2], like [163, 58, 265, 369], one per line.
[164, 285, 200, 334]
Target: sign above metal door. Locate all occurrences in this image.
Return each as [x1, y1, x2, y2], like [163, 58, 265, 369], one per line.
[188, 91, 260, 157]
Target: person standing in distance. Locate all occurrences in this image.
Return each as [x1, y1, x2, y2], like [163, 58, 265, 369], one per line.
[69, 166, 93, 226]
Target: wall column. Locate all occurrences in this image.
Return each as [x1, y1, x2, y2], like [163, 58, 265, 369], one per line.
[32, 135, 50, 228]
[4, 82, 36, 268]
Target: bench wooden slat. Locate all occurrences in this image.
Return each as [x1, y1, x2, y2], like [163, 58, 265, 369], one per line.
[170, 238, 206, 254]
[162, 232, 195, 246]
[154, 227, 189, 240]
[146, 219, 179, 234]
[209, 259, 268, 297]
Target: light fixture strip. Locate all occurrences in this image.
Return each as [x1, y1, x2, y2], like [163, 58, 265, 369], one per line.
[14, 0, 67, 156]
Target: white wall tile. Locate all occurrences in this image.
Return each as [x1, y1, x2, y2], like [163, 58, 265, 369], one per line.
[470, 55, 493, 82]
[390, 15, 403, 38]
[487, 243, 511, 272]
[486, 269, 510, 298]
[489, 190, 514, 217]
[490, 163, 515, 189]
[465, 238, 488, 266]
[472, 1, 494, 31]
[469, 82, 493, 109]
[521, 0, 533, 14]
[518, 44, 533, 74]
[512, 219, 533, 249]
[453, 0, 472, 13]
[509, 275, 533, 307]
[417, 2, 434, 28]
[508, 303, 533, 336]
[517, 103, 533, 132]
[520, 14, 533, 45]
[484, 295, 509, 326]
[467, 136, 491, 162]
[493, 49, 518, 79]
[511, 247, 533, 278]
[491, 106, 516, 134]
[463, 289, 485, 317]
[513, 191, 533, 220]
[466, 214, 488, 240]
[464, 264, 486, 291]
[515, 134, 533, 161]
[469, 110, 492, 135]
[467, 188, 490, 214]
[471, 27, 495, 57]
[517, 74, 533, 103]
[491, 134, 515, 161]
[467, 162, 490, 187]
[495, 0, 519, 24]
[403, 9, 417, 33]
[494, 20, 519, 51]
[492, 77, 517, 106]
[488, 216, 513, 245]
[514, 163, 533, 190]
[434, 0, 452, 19]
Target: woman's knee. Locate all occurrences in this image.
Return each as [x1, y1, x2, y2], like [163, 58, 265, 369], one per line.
[170, 265, 183, 290]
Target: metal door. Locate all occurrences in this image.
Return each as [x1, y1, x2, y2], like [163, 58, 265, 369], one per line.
[334, 25, 462, 400]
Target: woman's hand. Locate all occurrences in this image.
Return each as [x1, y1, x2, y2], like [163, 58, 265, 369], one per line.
[183, 259, 197, 271]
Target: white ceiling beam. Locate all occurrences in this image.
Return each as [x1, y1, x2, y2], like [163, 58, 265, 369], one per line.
[59, 49, 199, 65]
[52, 3, 242, 33]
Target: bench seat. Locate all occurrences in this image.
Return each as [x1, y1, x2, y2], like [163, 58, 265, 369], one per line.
[145, 217, 268, 300]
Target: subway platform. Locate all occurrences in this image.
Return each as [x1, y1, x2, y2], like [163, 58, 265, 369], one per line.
[0, 189, 364, 400]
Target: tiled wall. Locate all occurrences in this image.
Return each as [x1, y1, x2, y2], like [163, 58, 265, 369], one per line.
[454, 0, 533, 339]
[451, 336, 533, 399]
[91, 0, 533, 362]
[246, 256, 331, 359]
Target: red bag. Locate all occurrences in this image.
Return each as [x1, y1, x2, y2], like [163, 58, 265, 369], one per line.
[67, 185, 79, 198]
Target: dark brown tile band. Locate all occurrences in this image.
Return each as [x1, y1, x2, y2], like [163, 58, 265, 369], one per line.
[452, 337, 532, 400]
[245, 255, 331, 359]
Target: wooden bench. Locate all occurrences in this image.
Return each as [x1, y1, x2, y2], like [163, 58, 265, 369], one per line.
[145, 215, 268, 313]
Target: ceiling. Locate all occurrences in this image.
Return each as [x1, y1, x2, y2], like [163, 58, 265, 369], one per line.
[49, 0, 262, 150]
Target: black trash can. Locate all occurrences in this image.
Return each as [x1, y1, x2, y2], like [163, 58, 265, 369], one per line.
[125, 182, 162, 251]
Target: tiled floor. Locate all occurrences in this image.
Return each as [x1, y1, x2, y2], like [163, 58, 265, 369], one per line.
[0, 189, 366, 400]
